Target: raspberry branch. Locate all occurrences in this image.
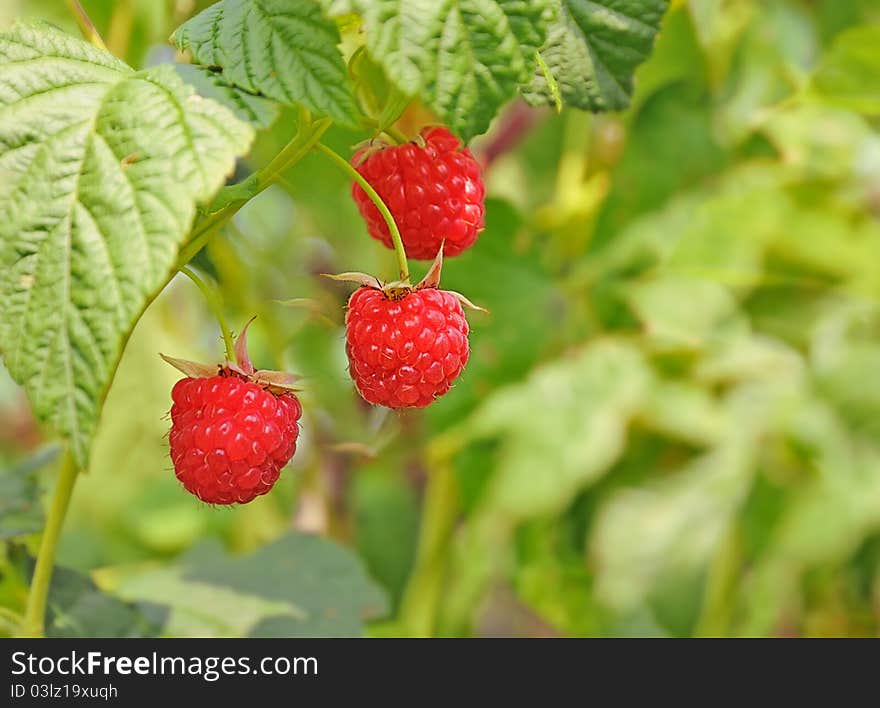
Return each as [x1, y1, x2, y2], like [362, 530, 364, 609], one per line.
[314, 141, 410, 283]
[18, 451, 78, 637]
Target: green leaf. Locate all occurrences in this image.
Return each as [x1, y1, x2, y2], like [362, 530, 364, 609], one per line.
[523, 0, 669, 112]
[318, 0, 356, 15]
[352, 0, 554, 141]
[593, 443, 754, 611]
[463, 340, 650, 518]
[640, 380, 726, 447]
[171, 0, 359, 125]
[351, 465, 419, 608]
[0, 21, 253, 467]
[12, 549, 167, 638]
[812, 25, 880, 115]
[112, 533, 388, 637]
[0, 446, 58, 540]
[736, 405, 880, 635]
[46, 567, 168, 638]
[626, 275, 747, 348]
[173, 64, 280, 129]
[514, 520, 602, 635]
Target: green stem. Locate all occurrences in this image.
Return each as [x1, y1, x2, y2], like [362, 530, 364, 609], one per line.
[176, 117, 332, 268]
[314, 142, 409, 282]
[180, 266, 235, 361]
[65, 0, 108, 51]
[382, 125, 409, 145]
[18, 452, 79, 638]
[695, 521, 742, 637]
[397, 454, 459, 636]
[361, 118, 408, 145]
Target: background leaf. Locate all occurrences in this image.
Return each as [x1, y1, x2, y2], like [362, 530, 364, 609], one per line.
[172, 0, 359, 125]
[523, 0, 670, 112]
[0, 446, 57, 540]
[0, 21, 252, 467]
[11, 548, 167, 638]
[463, 340, 650, 518]
[812, 24, 880, 115]
[110, 533, 388, 637]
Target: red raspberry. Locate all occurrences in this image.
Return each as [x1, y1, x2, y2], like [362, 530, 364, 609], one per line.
[168, 374, 301, 504]
[351, 126, 486, 260]
[345, 286, 470, 408]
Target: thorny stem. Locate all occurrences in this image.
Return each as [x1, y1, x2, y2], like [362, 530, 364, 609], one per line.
[65, 0, 107, 51]
[314, 142, 410, 282]
[180, 266, 235, 361]
[18, 452, 79, 637]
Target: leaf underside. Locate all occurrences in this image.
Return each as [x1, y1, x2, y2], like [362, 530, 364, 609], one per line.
[522, 0, 669, 112]
[352, 0, 554, 141]
[172, 0, 359, 125]
[0, 21, 253, 467]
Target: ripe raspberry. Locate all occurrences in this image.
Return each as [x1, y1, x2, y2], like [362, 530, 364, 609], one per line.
[162, 319, 301, 505]
[168, 374, 301, 504]
[345, 286, 470, 408]
[351, 126, 486, 260]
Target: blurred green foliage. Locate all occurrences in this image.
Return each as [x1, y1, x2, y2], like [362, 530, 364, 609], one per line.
[2, 0, 880, 637]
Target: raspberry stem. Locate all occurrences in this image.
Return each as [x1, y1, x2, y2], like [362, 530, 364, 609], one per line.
[314, 142, 410, 282]
[382, 125, 409, 145]
[362, 118, 410, 145]
[18, 452, 78, 637]
[180, 266, 235, 361]
[362, 118, 408, 145]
